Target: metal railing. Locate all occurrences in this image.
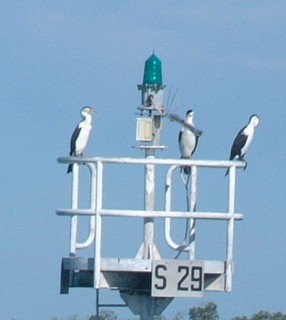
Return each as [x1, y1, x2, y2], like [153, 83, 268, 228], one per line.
[56, 156, 244, 291]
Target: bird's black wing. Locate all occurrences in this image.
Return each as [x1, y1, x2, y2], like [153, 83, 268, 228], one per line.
[191, 136, 199, 156]
[178, 130, 183, 143]
[69, 125, 81, 156]
[230, 127, 247, 160]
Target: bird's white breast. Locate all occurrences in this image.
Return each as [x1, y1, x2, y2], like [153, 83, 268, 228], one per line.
[241, 126, 254, 156]
[75, 123, 92, 155]
[179, 128, 196, 158]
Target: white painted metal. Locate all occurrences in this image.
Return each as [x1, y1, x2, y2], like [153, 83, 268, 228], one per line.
[75, 163, 96, 249]
[57, 156, 244, 317]
[226, 165, 236, 292]
[165, 165, 181, 250]
[59, 156, 244, 255]
[165, 164, 198, 256]
[188, 165, 197, 260]
[70, 163, 79, 256]
[94, 161, 103, 289]
[69, 163, 97, 253]
[143, 149, 155, 259]
[57, 208, 243, 220]
[59, 156, 246, 168]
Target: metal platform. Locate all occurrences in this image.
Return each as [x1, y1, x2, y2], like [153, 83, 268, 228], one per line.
[60, 257, 226, 294]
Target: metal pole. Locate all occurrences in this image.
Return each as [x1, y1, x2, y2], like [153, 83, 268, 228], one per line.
[143, 148, 155, 260]
[188, 166, 197, 260]
[226, 165, 236, 292]
[70, 163, 79, 257]
[140, 296, 155, 320]
[94, 161, 103, 289]
[141, 116, 161, 319]
[96, 289, 99, 318]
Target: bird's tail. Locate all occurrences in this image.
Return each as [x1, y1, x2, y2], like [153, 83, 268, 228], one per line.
[183, 166, 192, 175]
[225, 168, 229, 176]
[67, 164, 73, 174]
[180, 156, 192, 175]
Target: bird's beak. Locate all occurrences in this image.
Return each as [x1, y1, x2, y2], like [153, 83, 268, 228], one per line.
[89, 107, 97, 114]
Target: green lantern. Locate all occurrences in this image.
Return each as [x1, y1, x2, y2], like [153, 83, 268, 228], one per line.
[143, 53, 163, 85]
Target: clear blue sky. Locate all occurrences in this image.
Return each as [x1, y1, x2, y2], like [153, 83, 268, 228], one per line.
[1, 1, 286, 319]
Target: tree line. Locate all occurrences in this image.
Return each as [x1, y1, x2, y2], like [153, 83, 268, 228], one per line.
[50, 302, 286, 320]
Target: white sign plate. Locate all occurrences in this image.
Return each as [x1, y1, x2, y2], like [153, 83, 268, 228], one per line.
[151, 260, 204, 297]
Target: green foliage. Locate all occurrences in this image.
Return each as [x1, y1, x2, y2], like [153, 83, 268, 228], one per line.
[51, 315, 80, 320]
[189, 302, 219, 320]
[232, 310, 286, 320]
[51, 312, 117, 320]
[89, 310, 117, 320]
[51, 305, 286, 320]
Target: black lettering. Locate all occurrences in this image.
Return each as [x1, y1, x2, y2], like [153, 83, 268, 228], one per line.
[154, 265, 167, 290]
[191, 266, 203, 291]
[177, 265, 189, 291]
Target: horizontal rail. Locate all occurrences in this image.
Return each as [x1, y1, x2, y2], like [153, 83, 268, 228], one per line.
[56, 209, 243, 221]
[57, 156, 246, 169]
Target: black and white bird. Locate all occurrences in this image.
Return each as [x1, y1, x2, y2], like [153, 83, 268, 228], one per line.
[179, 109, 200, 174]
[67, 106, 96, 173]
[226, 114, 260, 175]
[146, 94, 163, 114]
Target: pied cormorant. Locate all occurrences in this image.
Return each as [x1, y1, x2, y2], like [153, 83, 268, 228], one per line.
[146, 94, 164, 114]
[179, 109, 200, 174]
[67, 106, 96, 173]
[226, 114, 260, 175]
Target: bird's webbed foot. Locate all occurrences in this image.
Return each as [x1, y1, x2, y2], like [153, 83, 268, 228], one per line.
[238, 156, 247, 170]
[243, 159, 248, 170]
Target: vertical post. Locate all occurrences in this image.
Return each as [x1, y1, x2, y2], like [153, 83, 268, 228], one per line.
[141, 296, 155, 320]
[143, 148, 155, 259]
[70, 163, 79, 257]
[136, 53, 165, 320]
[188, 166, 197, 260]
[96, 289, 100, 318]
[88, 163, 96, 246]
[226, 165, 236, 292]
[94, 161, 103, 289]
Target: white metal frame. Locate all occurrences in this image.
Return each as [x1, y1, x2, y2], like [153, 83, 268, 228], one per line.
[57, 156, 244, 292]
